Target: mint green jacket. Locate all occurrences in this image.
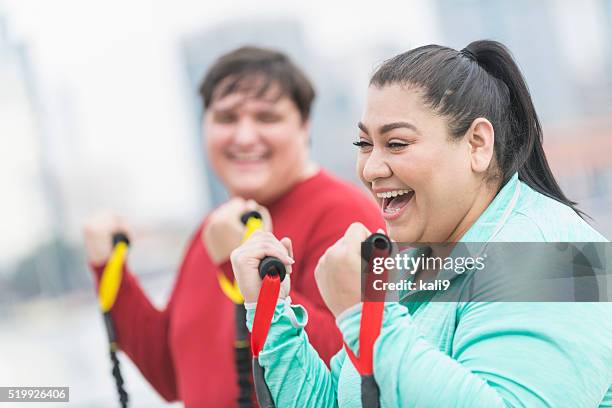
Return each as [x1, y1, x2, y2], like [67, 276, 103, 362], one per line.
[246, 173, 612, 407]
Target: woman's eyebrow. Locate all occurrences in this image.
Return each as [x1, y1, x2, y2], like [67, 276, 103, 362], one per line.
[379, 121, 418, 134]
[357, 122, 369, 135]
[357, 121, 418, 135]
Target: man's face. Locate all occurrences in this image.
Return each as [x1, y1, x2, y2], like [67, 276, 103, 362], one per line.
[204, 82, 310, 204]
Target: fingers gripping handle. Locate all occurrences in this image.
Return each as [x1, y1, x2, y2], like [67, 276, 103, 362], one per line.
[258, 256, 287, 282]
[112, 232, 130, 247]
[241, 211, 264, 241]
[361, 232, 392, 262]
[240, 210, 262, 225]
[239, 210, 287, 282]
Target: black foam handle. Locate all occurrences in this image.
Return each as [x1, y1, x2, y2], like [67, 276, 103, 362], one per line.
[258, 256, 286, 282]
[362, 233, 392, 262]
[241, 210, 262, 225]
[112, 232, 130, 247]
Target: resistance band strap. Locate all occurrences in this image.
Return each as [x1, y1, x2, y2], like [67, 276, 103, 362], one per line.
[250, 274, 281, 357]
[344, 300, 385, 375]
[343, 233, 391, 408]
[251, 254, 286, 408]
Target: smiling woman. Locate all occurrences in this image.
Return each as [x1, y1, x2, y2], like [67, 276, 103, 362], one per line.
[231, 40, 612, 407]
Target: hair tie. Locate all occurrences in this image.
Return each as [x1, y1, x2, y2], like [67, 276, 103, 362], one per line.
[460, 48, 477, 62]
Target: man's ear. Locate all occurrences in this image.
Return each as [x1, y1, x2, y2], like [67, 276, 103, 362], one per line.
[301, 119, 312, 145]
[466, 118, 495, 173]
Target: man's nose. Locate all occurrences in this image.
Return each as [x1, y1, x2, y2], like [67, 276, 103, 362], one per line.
[362, 149, 392, 182]
[233, 118, 259, 146]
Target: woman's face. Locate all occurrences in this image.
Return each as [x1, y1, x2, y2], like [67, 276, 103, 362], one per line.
[356, 84, 487, 243]
[204, 82, 310, 204]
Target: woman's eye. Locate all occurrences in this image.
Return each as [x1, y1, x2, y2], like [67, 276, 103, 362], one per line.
[352, 140, 373, 150]
[387, 141, 409, 150]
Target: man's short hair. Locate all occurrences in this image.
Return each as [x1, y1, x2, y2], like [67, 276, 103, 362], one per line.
[199, 46, 316, 121]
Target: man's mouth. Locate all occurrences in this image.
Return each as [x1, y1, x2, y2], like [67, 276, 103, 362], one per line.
[376, 188, 415, 217]
[227, 151, 269, 162]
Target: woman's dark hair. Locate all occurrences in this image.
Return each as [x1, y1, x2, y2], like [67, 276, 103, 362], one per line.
[199, 46, 315, 121]
[370, 40, 584, 217]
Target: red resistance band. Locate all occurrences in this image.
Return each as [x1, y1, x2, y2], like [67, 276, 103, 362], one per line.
[344, 243, 390, 376]
[251, 274, 282, 357]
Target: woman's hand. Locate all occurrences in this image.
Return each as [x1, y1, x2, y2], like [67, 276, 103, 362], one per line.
[230, 231, 294, 304]
[203, 198, 272, 264]
[315, 222, 372, 317]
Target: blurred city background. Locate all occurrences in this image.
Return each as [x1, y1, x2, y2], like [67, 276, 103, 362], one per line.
[1, 0, 611, 406]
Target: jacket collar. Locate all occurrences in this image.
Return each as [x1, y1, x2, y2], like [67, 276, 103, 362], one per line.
[460, 172, 521, 243]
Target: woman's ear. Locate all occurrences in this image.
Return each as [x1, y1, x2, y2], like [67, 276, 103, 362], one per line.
[466, 118, 495, 173]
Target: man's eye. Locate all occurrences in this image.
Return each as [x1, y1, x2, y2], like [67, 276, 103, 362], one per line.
[214, 113, 237, 123]
[256, 112, 282, 123]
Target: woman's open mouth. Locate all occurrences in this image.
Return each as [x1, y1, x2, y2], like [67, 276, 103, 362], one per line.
[377, 188, 415, 220]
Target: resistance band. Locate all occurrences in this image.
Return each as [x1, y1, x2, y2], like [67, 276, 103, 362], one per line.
[98, 232, 130, 408]
[216, 211, 265, 407]
[251, 256, 287, 408]
[344, 232, 392, 408]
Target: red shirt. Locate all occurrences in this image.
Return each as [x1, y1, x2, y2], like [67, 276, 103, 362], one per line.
[92, 170, 384, 407]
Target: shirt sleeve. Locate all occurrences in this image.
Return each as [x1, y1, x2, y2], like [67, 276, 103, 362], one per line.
[338, 301, 612, 407]
[245, 298, 341, 407]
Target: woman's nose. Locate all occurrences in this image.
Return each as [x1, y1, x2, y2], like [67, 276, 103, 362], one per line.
[362, 150, 392, 182]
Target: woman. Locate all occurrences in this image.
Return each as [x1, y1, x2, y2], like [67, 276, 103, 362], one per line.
[231, 40, 612, 407]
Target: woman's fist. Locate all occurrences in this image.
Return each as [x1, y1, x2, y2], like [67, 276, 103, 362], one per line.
[230, 231, 294, 304]
[314, 223, 372, 317]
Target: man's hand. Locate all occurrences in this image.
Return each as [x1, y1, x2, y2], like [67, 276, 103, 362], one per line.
[230, 231, 294, 304]
[314, 223, 371, 317]
[203, 198, 272, 265]
[83, 211, 132, 265]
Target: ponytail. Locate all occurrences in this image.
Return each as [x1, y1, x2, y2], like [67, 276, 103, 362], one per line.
[463, 40, 583, 216]
[371, 40, 585, 218]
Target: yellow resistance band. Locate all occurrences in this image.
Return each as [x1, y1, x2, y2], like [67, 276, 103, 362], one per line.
[217, 216, 264, 304]
[99, 241, 129, 312]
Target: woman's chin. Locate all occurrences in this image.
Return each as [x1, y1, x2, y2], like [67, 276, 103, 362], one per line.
[386, 225, 421, 243]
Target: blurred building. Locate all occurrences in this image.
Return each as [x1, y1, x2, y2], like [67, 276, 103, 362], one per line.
[0, 12, 50, 268]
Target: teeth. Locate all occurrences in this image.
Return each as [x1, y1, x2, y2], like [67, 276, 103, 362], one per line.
[376, 189, 412, 199]
[233, 152, 265, 161]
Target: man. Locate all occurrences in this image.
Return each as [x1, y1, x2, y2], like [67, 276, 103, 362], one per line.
[83, 46, 383, 407]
